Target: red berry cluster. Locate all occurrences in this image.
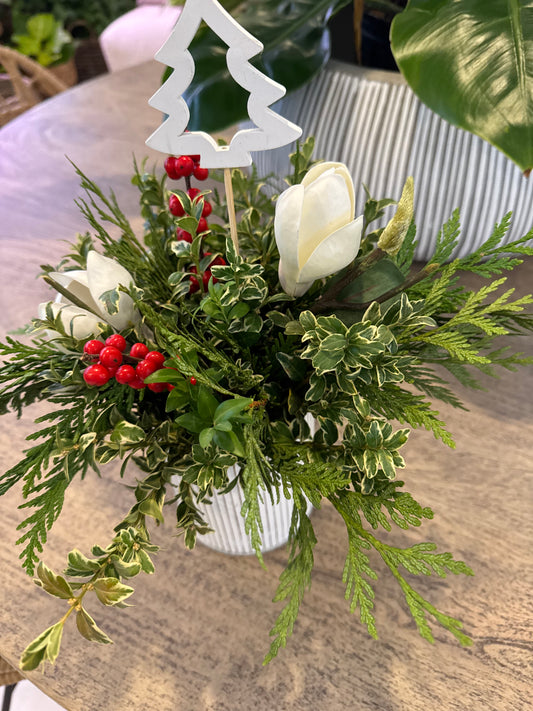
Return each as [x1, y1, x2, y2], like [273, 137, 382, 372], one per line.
[166, 155, 212, 244]
[189, 253, 227, 294]
[164, 154, 227, 295]
[82, 337, 173, 392]
[164, 155, 209, 182]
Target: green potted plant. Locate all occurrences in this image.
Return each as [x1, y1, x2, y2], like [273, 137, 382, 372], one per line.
[1, 138, 532, 669]
[11, 12, 77, 85]
[178, 0, 533, 260]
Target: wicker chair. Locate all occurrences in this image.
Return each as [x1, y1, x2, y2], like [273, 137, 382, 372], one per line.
[0, 655, 23, 711]
[0, 45, 67, 127]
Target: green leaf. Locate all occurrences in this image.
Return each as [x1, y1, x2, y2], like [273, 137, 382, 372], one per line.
[213, 397, 253, 425]
[110, 556, 142, 578]
[76, 608, 113, 645]
[137, 548, 155, 574]
[35, 562, 73, 600]
[276, 352, 308, 381]
[197, 386, 219, 421]
[311, 349, 344, 373]
[391, 0, 533, 173]
[93, 578, 134, 606]
[229, 302, 250, 319]
[268, 310, 292, 328]
[213, 429, 245, 457]
[99, 288, 120, 316]
[199, 427, 215, 448]
[165, 385, 190, 412]
[176, 412, 210, 434]
[65, 549, 100, 576]
[20, 622, 64, 670]
[177, 216, 199, 234]
[339, 257, 405, 304]
[27, 14, 56, 42]
[214, 420, 233, 432]
[13, 36, 41, 56]
[110, 421, 145, 445]
[138, 498, 165, 524]
[182, 0, 348, 131]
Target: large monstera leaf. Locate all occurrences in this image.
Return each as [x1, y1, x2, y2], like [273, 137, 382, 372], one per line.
[391, 0, 533, 174]
[184, 0, 351, 132]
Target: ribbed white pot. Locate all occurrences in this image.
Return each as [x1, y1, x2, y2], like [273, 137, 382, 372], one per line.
[195, 465, 311, 556]
[253, 61, 533, 260]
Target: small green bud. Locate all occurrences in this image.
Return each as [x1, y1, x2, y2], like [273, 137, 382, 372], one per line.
[377, 177, 414, 256]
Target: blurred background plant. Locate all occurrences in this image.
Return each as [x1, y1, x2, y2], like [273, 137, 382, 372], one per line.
[176, 0, 533, 174]
[7, 0, 136, 37]
[11, 12, 74, 67]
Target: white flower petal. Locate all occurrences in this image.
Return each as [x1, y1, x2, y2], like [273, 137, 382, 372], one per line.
[298, 172, 353, 265]
[297, 215, 363, 284]
[302, 161, 355, 216]
[40, 302, 103, 340]
[274, 184, 304, 292]
[48, 270, 101, 315]
[86, 252, 138, 330]
[275, 161, 361, 298]
[278, 260, 299, 298]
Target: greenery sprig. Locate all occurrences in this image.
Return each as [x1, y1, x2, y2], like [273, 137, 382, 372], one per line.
[1, 137, 532, 670]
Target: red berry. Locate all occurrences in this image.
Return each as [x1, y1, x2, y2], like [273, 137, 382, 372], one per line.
[203, 252, 226, 268]
[147, 382, 168, 393]
[202, 270, 213, 289]
[83, 364, 111, 386]
[105, 334, 127, 352]
[210, 255, 226, 267]
[202, 201, 212, 218]
[129, 376, 146, 390]
[167, 383, 175, 391]
[190, 377, 197, 385]
[187, 187, 200, 199]
[130, 343, 149, 359]
[115, 364, 136, 384]
[164, 156, 179, 180]
[198, 217, 208, 233]
[136, 359, 159, 381]
[189, 275, 200, 294]
[169, 194, 185, 217]
[99, 346, 123, 369]
[175, 155, 195, 178]
[84, 339, 104, 355]
[176, 228, 193, 243]
[193, 166, 209, 181]
[145, 351, 165, 367]
[189, 155, 201, 164]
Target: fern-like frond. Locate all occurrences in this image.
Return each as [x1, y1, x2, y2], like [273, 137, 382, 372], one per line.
[331, 491, 473, 647]
[264, 505, 316, 664]
[16, 473, 70, 574]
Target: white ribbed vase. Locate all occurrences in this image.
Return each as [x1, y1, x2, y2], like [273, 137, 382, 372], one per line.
[195, 465, 311, 556]
[253, 61, 533, 260]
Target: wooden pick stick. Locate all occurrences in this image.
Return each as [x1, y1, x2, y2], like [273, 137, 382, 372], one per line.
[224, 168, 239, 255]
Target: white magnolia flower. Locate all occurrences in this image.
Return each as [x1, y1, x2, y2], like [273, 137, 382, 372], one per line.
[39, 251, 139, 339]
[274, 162, 363, 297]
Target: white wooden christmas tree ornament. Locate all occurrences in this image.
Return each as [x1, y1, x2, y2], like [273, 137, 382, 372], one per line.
[145, 0, 303, 170]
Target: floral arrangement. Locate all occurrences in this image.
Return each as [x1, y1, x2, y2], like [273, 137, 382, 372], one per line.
[1, 138, 533, 671]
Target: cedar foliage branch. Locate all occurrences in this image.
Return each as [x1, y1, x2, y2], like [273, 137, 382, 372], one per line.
[0, 139, 532, 669]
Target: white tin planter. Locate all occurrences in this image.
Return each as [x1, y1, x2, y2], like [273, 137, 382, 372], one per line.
[195, 465, 311, 556]
[194, 416, 317, 556]
[253, 61, 533, 260]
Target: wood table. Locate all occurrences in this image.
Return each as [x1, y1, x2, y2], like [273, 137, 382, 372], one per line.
[0, 62, 532, 711]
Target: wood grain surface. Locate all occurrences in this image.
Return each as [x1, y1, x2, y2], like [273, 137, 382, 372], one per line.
[0, 62, 532, 711]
